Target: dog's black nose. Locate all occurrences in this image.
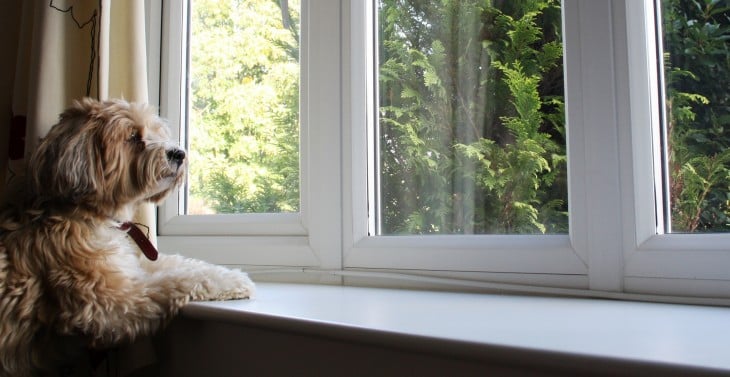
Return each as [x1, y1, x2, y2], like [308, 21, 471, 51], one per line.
[167, 148, 186, 163]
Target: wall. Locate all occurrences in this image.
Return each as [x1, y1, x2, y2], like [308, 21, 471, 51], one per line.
[145, 316, 713, 377]
[0, 2, 23, 186]
[152, 318, 536, 377]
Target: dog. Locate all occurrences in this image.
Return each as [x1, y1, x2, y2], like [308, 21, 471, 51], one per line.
[0, 98, 255, 375]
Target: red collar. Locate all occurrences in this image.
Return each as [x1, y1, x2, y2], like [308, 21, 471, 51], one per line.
[118, 222, 158, 261]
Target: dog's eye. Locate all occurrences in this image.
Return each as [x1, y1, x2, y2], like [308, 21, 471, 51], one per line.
[128, 132, 143, 144]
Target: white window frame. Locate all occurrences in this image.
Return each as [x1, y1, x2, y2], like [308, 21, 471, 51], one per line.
[621, 0, 730, 297]
[151, 0, 730, 300]
[156, 0, 341, 270]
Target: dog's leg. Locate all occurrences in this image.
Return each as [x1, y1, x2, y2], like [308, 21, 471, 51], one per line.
[52, 255, 253, 347]
[53, 280, 168, 347]
[142, 254, 255, 304]
[0, 268, 45, 376]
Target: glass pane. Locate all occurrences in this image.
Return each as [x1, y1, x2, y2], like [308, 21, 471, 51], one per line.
[376, 0, 567, 235]
[187, 0, 300, 214]
[661, 0, 730, 232]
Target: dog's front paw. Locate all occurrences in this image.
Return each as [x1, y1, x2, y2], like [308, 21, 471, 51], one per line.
[191, 267, 255, 301]
[216, 269, 255, 300]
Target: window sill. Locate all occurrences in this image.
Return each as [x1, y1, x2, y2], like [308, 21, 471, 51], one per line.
[179, 282, 730, 375]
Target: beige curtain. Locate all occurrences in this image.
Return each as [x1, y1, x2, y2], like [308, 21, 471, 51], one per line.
[3, 0, 157, 375]
[5, 0, 157, 242]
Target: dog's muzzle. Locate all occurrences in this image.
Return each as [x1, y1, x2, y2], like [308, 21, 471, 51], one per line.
[166, 148, 186, 166]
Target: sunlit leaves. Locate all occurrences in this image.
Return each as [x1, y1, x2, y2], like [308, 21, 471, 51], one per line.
[188, 0, 300, 214]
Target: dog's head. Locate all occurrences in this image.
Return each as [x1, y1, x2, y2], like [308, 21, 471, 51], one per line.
[28, 98, 186, 216]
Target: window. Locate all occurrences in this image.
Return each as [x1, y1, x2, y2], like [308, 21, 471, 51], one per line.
[658, 0, 730, 234]
[374, 0, 568, 235]
[153, 0, 730, 302]
[186, 0, 300, 215]
[622, 0, 730, 298]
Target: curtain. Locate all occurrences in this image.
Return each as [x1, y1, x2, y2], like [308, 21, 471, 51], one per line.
[3, 0, 157, 375]
[6, 0, 157, 244]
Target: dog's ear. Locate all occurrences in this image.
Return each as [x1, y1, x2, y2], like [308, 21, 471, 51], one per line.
[27, 99, 105, 206]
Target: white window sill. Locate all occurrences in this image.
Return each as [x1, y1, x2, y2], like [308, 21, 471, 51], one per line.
[182, 283, 730, 375]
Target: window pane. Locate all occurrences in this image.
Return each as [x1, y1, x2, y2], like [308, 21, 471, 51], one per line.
[186, 0, 300, 214]
[375, 0, 567, 235]
[661, 0, 730, 232]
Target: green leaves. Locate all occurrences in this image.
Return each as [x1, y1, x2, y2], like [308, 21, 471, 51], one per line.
[379, 0, 566, 234]
[672, 150, 730, 231]
[663, 0, 730, 231]
[188, 0, 300, 214]
[495, 62, 542, 138]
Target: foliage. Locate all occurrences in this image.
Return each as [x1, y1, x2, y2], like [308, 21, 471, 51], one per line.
[187, 0, 730, 235]
[188, 0, 300, 214]
[378, 0, 566, 234]
[663, 0, 730, 231]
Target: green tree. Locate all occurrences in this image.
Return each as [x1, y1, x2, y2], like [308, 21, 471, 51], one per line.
[187, 0, 729, 235]
[188, 0, 300, 214]
[378, 0, 566, 234]
[663, 0, 730, 231]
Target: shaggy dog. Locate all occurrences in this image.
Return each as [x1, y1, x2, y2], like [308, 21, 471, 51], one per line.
[0, 98, 254, 375]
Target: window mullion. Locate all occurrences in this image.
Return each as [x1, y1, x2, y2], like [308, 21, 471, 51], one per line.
[564, 0, 625, 292]
[304, 0, 344, 270]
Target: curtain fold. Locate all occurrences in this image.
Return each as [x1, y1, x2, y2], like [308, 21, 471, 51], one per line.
[3, 1, 157, 375]
[4, 0, 156, 243]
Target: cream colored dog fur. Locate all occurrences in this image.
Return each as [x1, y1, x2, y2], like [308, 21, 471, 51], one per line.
[0, 98, 254, 375]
